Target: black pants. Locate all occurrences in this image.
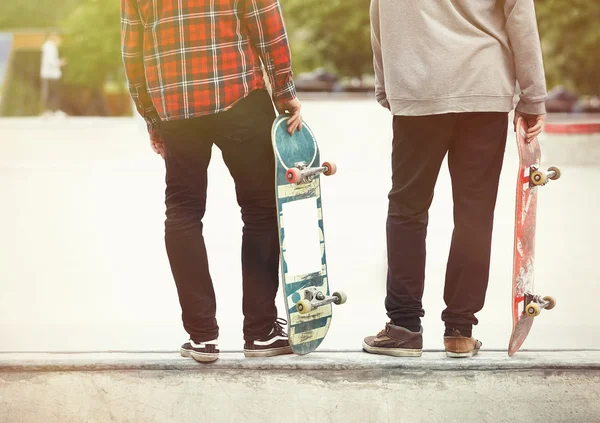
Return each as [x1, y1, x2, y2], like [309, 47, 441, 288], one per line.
[385, 112, 508, 333]
[159, 89, 279, 343]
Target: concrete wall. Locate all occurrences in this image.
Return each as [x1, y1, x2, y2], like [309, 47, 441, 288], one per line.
[2, 352, 600, 423]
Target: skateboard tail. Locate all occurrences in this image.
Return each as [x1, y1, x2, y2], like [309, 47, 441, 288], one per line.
[507, 316, 534, 356]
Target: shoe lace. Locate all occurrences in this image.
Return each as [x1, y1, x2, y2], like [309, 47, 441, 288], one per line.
[273, 318, 288, 337]
[376, 322, 393, 338]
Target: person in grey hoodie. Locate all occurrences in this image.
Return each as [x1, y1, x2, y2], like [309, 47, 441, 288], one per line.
[362, 0, 548, 358]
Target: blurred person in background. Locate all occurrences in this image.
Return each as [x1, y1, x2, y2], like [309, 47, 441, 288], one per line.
[40, 32, 66, 116]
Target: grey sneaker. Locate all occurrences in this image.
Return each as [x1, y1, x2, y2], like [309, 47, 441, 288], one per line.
[362, 322, 423, 357]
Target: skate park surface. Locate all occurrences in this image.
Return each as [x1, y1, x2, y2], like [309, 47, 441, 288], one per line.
[1, 99, 599, 421]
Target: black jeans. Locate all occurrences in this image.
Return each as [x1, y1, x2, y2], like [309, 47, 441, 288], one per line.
[159, 89, 279, 343]
[385, 112, 508, 333]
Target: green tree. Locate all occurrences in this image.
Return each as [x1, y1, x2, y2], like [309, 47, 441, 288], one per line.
[537, 0, 600, 95]
[0, 1, 78, 29]
[281, 0, 372, 78]
[59, 0, 123, 88]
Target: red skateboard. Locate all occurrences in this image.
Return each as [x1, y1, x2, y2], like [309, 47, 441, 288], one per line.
[508, 117, 560, 357]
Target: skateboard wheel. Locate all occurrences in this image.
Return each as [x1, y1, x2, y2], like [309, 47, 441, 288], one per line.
[525, 302, 541, 317]
[297, 299, 313, 314]
[322, 161, 337, 176]
[543, 296, 556, 310]
[286, 168, 302, 184]
[530, 170, 546, 186]
[548, 166, 561, 181]
[333, 291, 347, 305]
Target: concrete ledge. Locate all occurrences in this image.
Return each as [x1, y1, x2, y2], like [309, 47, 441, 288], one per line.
[546, 114, 600, 134]
[2, 352, 600, 423]
[546, 122, 600, 134]
[540, 115, 600, 166]
[1, 351, 600, 372]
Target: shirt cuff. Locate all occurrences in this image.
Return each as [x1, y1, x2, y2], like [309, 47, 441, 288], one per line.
[376, 93, 390, 110]
[516, 98, 546, 115]
[273, 79, 297, 102]
[145, 110, 161, 132]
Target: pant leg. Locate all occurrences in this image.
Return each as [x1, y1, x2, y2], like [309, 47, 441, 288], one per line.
[386, 114, 455, 328]
[213, 90, 280, 341]
[160, 117, 218, 342]
[48, 79, 61, 112]
[41, 79, 49, 113]
[442, 112, 508, 331]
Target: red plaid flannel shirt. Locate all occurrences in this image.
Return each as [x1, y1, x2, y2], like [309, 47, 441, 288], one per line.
[120, 0, 296, 130]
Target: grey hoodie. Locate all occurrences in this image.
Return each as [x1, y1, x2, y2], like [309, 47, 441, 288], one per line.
[370, 0, 547, 116]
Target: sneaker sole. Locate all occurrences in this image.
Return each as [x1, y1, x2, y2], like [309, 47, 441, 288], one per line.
[244, 346, 293, 358]
[362, 341, 422, 357]
[181, 348, 219, 363]
[446, 349, 481, 358]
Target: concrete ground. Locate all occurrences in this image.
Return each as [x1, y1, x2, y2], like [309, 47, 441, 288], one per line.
[0, 100, 599, 354]
[1, 351, 600, 422]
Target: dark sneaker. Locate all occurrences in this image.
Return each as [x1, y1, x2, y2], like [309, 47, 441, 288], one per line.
[180, 339, 219, 363]
[444, 330, 482, 358]
[363, 322, 423, 357]
[244, 318, 293, 358]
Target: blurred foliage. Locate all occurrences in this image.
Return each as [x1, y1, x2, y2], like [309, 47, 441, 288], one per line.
[281, 0, 371, 78]
[537, 0, 600, 95]
[0, 1, 78, 29]
[1, 0, 598, 95]
[59, 0, 123, 88]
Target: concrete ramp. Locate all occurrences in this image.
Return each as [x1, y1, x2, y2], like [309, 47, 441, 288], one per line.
[1, 351, 599, 422]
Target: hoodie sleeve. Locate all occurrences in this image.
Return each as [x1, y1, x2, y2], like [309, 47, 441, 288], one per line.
[370, 0, 389, 109]
[504, 0, 548, 115]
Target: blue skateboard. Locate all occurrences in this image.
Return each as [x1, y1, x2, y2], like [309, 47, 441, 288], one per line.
[271, 114, 347, 355]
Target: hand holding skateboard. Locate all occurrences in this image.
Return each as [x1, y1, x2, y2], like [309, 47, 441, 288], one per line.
[275, 97, 303, 134]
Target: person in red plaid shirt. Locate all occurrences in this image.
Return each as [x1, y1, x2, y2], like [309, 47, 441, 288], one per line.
[121, 0, 302, 362]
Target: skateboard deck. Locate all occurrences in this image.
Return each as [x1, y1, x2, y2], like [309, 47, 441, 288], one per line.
[271, 114, 346, 355]
[508, 117, 560, 356]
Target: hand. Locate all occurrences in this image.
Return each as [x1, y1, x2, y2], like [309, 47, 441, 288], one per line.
[149, 127, 165, 158]
[275, 97, 302, 134]
[514, 111, 545, 143]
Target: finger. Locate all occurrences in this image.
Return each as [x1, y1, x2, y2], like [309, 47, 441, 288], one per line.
[286, 113, 298, 126]
[525, 128, 542, 142]
[527, 129, 542, 142]
[291, 112, 303, 132]
[288, 115, 301, 134]
[287, 114, 299, 129]
[527, 121, 544, 135]
[288, 120, 298, 134]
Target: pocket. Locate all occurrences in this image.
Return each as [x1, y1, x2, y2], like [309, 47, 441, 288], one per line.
[219, 90, 275, 143]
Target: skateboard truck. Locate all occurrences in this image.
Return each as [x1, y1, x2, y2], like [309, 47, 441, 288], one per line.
[296, 287, 347, 315]
[524, 292, 556, 318]
[286, 161, 337, 185]
[530, 166, 561, 186]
